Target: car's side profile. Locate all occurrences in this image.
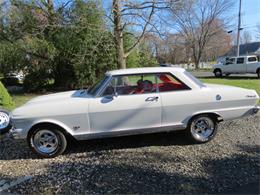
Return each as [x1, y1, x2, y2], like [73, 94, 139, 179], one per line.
[213, 55, 260, 78]
[2, 67, 259, 158]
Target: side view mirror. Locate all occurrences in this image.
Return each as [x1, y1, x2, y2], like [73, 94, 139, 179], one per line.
[104, 92, 118, 100]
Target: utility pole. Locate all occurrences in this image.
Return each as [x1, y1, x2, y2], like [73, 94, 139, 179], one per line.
[236, 0, 242, 57]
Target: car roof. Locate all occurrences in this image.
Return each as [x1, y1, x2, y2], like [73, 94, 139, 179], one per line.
[106, 67, 185, 76]
[228, 55, 257, 58]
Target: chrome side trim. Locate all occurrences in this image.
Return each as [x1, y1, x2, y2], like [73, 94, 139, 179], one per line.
[74, 124, 186, 140]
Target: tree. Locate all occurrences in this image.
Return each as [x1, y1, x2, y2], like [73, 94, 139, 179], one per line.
[169, 0, 233, 69]
[110, 0, 168, 69]
[0, 0, 116, 90]
[241, 30, 252, 44]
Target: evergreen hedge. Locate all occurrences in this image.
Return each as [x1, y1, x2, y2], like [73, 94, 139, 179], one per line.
[0, 81, 15, 110]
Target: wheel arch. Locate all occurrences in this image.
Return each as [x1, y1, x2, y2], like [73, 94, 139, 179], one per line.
[27, 120, 74, 139]
[256, 67, 260, 73]
[213, 68, 222, 73]
[186, 112, 223, 126]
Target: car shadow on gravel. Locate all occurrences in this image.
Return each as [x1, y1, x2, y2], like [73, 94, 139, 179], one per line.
[0, 131, 191, 160]
[4, 144, 260, 194]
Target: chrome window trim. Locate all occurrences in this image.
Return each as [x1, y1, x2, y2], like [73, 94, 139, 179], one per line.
[95, 74, 113, 97]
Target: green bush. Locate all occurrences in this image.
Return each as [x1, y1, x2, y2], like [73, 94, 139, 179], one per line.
[0, 81, 15, 110]
[23, 70, 51, 92]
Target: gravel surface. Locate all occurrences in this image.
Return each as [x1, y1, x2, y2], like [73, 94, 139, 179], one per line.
[0, 115, 259, 194]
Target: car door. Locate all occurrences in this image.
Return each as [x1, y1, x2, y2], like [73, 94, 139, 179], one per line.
[246, 56, 258, 73]
[156, 73, 192, 127]
[222, 57, 236, 73]
[235, 57, 246, 73]
[88, 74, 162, 133]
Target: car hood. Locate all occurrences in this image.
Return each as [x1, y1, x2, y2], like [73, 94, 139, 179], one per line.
[25, 90, 90, 105]
[11, 90, 92, 119]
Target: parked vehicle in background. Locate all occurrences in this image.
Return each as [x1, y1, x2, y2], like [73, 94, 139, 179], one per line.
[1, 67, 259, 158]
[213, 55, 260, 78]
[6, 72, 24, 82]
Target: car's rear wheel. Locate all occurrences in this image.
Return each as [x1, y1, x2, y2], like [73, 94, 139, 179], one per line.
[28, 126, 67, 158]
[186, 115, 218, 143]
[214, 69, 222, 78]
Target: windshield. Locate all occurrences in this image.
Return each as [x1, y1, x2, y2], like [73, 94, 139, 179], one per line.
[183, 71, 205, 88]
[88, 75, 110, 96]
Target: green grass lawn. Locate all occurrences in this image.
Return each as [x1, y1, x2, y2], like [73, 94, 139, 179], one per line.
[201, 78, 260, 96]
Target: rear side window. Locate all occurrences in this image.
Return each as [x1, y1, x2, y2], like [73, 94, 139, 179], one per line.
[157, 73, 190, 92]
[248, 57, 257, 62]
[236, 58, 244, 64]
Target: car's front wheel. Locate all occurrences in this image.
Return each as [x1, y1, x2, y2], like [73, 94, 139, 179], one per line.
[28, 125, 67, 158]
[186, 115, 218, 143]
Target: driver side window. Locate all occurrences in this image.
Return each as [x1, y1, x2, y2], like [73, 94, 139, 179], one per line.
[226, 58, 235, 65]
[102, 74, 157, 96]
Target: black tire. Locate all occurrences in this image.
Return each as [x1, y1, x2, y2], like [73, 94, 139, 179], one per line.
[257, 69, 260, 79]
[0, 110, 12, 135]
[28, 125, 67, 158]
[186, 114, 218, 143]
[214, 69, 222, 78]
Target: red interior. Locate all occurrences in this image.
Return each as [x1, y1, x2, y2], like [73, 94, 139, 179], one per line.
[132, 74, 184, 94]
[156, 75, 183, 92]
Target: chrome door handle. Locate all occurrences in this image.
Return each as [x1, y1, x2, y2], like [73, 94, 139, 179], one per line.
[145, 96, 159, 102]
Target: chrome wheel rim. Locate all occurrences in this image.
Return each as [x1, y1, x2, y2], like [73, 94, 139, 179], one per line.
[0, 112, 10, 130]
[191, 117, 214, 141]
[33, 130, 59, 154]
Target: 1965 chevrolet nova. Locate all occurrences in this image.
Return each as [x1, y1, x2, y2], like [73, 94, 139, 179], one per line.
[1, 67, 259, 157]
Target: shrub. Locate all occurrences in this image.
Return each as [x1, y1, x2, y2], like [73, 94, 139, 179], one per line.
[0, 81, 15, 110]
[1, 77, 19, 86]
[23, 70, 50, 92]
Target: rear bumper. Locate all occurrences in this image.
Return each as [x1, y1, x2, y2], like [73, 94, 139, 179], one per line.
[245, 106, 259, 116]
[252, 106, 260, 114]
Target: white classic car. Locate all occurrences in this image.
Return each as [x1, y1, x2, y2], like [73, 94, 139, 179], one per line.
[1, 67, 259, 158]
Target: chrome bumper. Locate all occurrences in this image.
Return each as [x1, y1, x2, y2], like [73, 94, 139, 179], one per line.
[253, 106, 260, 114]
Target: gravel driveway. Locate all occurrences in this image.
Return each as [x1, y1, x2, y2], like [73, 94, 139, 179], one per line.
[0, 115, 259, 194]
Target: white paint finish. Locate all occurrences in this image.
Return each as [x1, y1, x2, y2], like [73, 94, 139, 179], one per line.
[107, 67, 185, 76]
[9, 67, 259, 141]
[89, 94, 161, 132]
[0, 176, 32, 192]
